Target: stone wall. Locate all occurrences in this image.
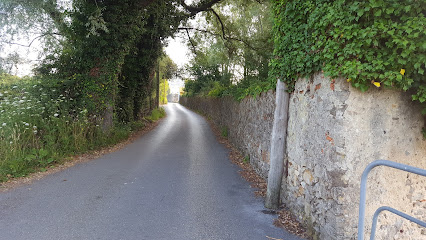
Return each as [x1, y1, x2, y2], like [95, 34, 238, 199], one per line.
[180, 90, 275, 178]
[180, 73, 426, 240]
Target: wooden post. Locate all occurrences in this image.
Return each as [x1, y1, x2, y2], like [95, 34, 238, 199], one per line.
[265, 79, 290, 209]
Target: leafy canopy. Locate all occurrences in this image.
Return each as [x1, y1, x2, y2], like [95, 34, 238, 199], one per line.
[183, 0, 274, 100]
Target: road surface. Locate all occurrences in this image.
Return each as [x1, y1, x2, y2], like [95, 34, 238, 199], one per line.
[0, 103, 303, 240]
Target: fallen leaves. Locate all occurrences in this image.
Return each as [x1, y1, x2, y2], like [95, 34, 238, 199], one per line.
[274, 207, 309, 239]
[204, 114, 309, 239]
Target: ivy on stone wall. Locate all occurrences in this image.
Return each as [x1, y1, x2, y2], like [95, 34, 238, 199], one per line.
[270, 0, 426, 114]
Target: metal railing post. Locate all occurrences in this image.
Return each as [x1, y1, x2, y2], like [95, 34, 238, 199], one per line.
[370, 206, 426, 240]
[357, 160, 426, 240]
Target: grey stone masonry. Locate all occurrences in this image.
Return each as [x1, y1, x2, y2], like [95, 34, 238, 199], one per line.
[180, 73, 426, 240]
[180, 91, 275, 178]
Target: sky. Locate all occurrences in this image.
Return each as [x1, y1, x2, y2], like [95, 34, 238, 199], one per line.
[165, 34, 191, 69]
[164, 36, 190, 94]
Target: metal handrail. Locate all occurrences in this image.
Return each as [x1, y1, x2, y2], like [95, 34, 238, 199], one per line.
[357, 160, 426, 240]
[370, 206, 426, 240]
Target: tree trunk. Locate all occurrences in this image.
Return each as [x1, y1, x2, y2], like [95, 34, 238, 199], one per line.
[156, 60, 160, 108]
[265, 79, 290, 209]
[101, 102, 114, 132]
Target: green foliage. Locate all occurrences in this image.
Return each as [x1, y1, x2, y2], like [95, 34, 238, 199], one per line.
[145, 107, 166, 122]
[224, 79, 274, 101]
[0, 77, 92, 180]
[0, 73, 28, 86]
[160, 80, 170, 105]
[221, 126, 229, 138]
[0, 1, 225, 181]
[183, 0, 273, 100]
[208, 82, 227, 97]
[243, 155, 250, 163]
[270, 0, 426, 112]
[0, 76, 165, 182]
[159, 55, 178, 80]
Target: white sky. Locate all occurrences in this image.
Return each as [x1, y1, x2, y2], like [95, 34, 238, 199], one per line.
[165, 36, 191, 69]
[164, 36, 190, 94]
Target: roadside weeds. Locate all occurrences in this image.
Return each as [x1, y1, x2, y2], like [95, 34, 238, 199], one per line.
[0, 118, 163, 192]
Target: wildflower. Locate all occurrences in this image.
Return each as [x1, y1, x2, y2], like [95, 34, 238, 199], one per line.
[400, 69, 405, 75]
[0, 93, 3, 97]
[347, 78, 351, 82]
[373, 82, 381, 88]
[54, 113, 59, 117]
[33, 130, 38, 134]
[33, 126, 37, 129]
[2, 123, 6, 127]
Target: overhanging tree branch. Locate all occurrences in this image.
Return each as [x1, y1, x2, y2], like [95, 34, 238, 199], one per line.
[207, 8, 227, 40]
[179, 0, 223, 16]
[184, 28, 197, 55]
[1, 32, 61, 48]
[178, 27, 259, 51]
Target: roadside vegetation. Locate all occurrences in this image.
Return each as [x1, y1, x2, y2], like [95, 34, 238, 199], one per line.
[182, 0, 274, 101]
[182, 0, 425, 116]
[0, 73, 165, 182]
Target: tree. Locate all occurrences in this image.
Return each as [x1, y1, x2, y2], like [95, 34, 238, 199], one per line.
[0, 0, 223, 130]
[160, 55, 178, 80]
[182, 0, 274, 98]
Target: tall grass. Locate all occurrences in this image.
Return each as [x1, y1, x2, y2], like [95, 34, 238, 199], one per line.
[0, 75, 164, 182]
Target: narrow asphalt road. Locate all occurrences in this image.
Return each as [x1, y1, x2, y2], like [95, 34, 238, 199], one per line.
[0, 103, 303, 240]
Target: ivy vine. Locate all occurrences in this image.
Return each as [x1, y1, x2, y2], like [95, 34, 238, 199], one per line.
[270, 0, 426, 114]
